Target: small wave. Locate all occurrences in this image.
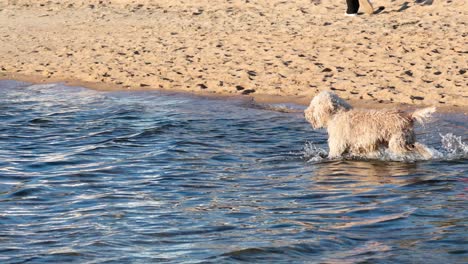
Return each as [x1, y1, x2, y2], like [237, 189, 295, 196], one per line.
[26, 83, 59, 90]
[332, 210, 415, 229]
[261, 103, 304, 113]
[248, 102, 305, 113]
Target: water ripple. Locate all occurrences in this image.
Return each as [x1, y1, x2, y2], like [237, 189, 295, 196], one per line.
[0, 81, 466, 263]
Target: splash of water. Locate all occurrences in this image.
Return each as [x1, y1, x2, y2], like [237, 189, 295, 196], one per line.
[355, 146, 441, 162]
[440, 133, 468, 160]
[303, 133, 467, 162]
[302, 141, 328, 162]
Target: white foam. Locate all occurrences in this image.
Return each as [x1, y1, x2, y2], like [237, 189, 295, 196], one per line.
[440, 133, 468, 160]
[302, 141, 327, 162]
[302, 133, 467, 163]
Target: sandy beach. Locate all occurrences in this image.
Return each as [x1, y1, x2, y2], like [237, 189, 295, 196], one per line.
[0, 0, 466, 109]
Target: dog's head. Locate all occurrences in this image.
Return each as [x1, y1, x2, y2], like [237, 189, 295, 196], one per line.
[304, 91, 352, 129]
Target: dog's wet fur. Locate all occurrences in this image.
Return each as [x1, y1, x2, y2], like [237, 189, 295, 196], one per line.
[305, 91, 435, 159]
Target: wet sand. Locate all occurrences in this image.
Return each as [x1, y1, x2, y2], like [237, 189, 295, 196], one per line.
[0, 0, 467, 111]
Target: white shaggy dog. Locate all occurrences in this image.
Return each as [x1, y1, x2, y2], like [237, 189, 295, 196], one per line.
[304, 91, 435, 159]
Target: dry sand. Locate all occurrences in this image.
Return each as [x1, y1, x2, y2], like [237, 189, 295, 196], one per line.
[0, 0, 466, 110]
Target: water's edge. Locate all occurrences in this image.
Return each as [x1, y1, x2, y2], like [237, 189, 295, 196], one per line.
[2, 75, 467, 113]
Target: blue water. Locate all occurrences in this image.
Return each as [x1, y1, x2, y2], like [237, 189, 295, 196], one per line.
[0, 80, 467, 263]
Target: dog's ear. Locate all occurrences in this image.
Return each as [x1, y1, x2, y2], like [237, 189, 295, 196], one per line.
[327, 92, 352, 112]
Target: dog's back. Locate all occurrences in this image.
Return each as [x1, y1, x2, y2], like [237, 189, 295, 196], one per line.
[330, 109, 413, 137]
[327, 109, 415, 155]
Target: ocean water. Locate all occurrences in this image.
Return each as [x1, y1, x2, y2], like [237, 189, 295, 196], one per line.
[0, 80, 466, 263]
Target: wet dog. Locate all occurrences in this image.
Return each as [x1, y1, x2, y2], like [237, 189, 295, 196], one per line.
[304, 91, 435, 159]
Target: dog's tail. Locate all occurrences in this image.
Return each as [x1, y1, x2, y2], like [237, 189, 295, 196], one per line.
[411, 107, 436, 124]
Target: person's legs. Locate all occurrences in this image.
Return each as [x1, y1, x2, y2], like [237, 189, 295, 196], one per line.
[346, 0, 360, 14]
[358, 0, 374, 14]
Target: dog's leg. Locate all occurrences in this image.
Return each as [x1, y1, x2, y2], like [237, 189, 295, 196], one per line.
[388, 133, 409, 156]
[328, 137, 347, 159]
[412, 143, 433, 159]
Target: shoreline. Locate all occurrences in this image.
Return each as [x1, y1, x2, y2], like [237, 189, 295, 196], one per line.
[2, 73, 467, 114]
[1, 1, 467, 113]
